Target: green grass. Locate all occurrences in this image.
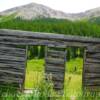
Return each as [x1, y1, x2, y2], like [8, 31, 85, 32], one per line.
[25, 59, 45, 88]
[26, 59, 45, 72]
[0, 58, 100, 99]
[25, 58, 83, 89]
[25, 58, 99, 99]
[25, 58, 83, 98]
[64, 74, 82, 97]
[66, 58, 83, 74]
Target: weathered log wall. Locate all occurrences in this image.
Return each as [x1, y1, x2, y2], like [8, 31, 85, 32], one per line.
[0, 43, 26, 89]
[0, 29, 100, 91]
[0, 29, 100, 47]
[83, 45, 100, 90]
[45, 46, 66, 90]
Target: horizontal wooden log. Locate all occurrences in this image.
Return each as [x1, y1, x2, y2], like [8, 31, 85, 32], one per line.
[0, 29, 100, 44]
[0, 44, 26, 58]
[0, 71, 23, 79]
[45, 65, 65, 73]
[85, 62, 100, 66]
[84, 72, 100, 87]
[84, 76, 100, 80]
[0, 61, 25, 67]
[86, 52, 100, 59]
[85, 58, 100, 63]
[0, 38, 68, 47]
[87, 44, 100, 51]
[0, 54, 25, 62]
[46, 72, 64, 80]
[0, 69, 24, 75]
[0, 30, 98, 48]
[0, 44, 25, 51]
[47, 45, 66, 49]
[0, 37, 92, 47]
[0, 75, 23, 82]
[0, 63, 24, 70]
[47, 52, 65, 59]
[0, 51, 25, 57]
[84, 83, 100, 87]
[45, 63, 65, 67]
[0, 51, 25, 58]
[0, 67, 24, 73]
[47, 49, 66, 55]
[0, 35, 66, 47]
[86, 50, 100, 54]
[48, 47, 65, 51]
[45, 58, 65, 65]
[45, 64, 65, 70]
[0, 78, 23, 84]
[84, 63, 100, 73]
[84, 73, 100, 78]
[84, 79, 100, 85]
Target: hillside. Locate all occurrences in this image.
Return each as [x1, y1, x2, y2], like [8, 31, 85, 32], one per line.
[0, 3, 72, 20]
[1, 3, 100, 20]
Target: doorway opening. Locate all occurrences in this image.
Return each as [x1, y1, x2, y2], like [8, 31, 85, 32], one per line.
[24, 45, 85, 97]
[64, 47, 84, 97]
[25, 45, 45, 89]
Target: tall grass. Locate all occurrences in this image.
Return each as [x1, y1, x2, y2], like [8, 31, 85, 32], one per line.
[0, 81, 100, 100]
[0, 79, 61, 100]
[0, 58, 100, 100]
[0, 79, 100, 100]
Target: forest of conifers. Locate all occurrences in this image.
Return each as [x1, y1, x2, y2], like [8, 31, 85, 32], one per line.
[0, 17, 100, 60]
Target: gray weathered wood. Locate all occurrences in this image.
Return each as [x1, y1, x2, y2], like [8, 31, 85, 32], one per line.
[0, 29, 100, 43]
[0, 29, 100, 48]
[0, 44, 26, 89]
[45, 46, 66, 90]
[0, 29, 100, 91]
[83, 48, 100, 90]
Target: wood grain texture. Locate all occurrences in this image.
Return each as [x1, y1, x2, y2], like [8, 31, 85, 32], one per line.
[45, 46, 66, 90]
[0, 29, 100, 91]
[0, 44, 26, 89]
[0, 29, 100, 43]
[0, 29, 100, 47]
[83, 48, 100, 90]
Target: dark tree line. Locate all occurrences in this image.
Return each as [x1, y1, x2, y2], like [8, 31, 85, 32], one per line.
[27, 46, 84, 61]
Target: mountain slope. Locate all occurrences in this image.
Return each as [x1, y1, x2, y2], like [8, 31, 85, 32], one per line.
[0, 3, 100, 20]
[0, 3, 73, 20]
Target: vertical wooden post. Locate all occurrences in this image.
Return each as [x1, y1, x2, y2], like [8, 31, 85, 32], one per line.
[45, 46, 67, 93]
[22, 45, 28, 92]
[82, 48, 87, 92]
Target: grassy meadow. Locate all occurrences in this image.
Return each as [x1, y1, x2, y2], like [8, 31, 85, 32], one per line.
[24, 58, 83, 98]
[24, 57, 99, 99]
[25, 58, 83, 90]
[0, 58, 99, 100]
[0, 17, 100, 99]
[0, 58, 83, 100]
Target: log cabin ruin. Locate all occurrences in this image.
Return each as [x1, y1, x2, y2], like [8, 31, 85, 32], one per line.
[0, 29, 100, 92]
